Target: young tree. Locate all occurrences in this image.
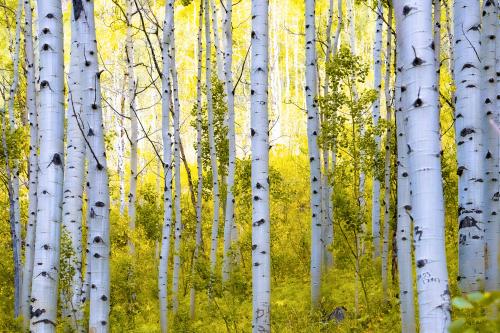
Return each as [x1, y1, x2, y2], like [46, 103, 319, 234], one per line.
[77, 0, 111, 329]
[159, 0, 174, 330]
[126, 0, 138, 254]
[30, 0, 65, 330]
[395, 1, 451, 331]
[454, 0, 484, 293]
[20, 0, 38, 326]
[205, 0, 221, 275]
[60, 4, 87, 329]
[251, 0, 271, 331]
[222, 0, 236, 283]
[482, 0, 499, 292]
[190, 0, 204, 317]
[371, 0, 383, 259]
[305, 0, 323, 309]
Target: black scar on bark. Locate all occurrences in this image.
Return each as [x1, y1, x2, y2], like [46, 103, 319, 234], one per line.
[416, 259, 427, 268]
[414, 226, 423, 241]
[253, 219, 265, 227]
[459, 216, 481, 230]
[457, 166, 466, 176]
[460, 128, 475, 137]
[73, 0, 84, 20]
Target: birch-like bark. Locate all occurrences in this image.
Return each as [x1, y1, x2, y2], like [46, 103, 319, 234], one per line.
[321, 0, 334, 269]
[190, 0, 204, 317]
[251, 0, 270, 331]
[393, 9, 416, 329]
[482, 0, 499, 292]
[126, 0, 138, 254]
[305, 0, 323, 309]
[77, 1, 111, 330]
[210, 0, 224, 79]
[222, 0, 236, 282]
[395, 1, 451, 331]
[371, 0, 383, 259]
[21, 0, 38, 326]
[454, 0, 485, 293]
[170, 10, 183, 313]
[381, 4, 392, 299]
[60, 5, 87, 330]
[433, 0, 441, 92]
[159, 0, 174, 330]
[30, 1, 65, 330]
[205, 0, 221, 275]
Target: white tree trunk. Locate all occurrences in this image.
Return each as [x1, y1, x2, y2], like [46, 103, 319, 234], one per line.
[60, 5, 87, 330]
[222, 0, 236, 283]
[205, 0, 221, 275]
[395, 1, 451, 331]
[76, 1, 111, 330]
[381, 5, 392, 299]
[371, 0, 383, 259]
[159, 1, 174, 331]
[305, 0, 323, 309]
[170, 12, 183, 313]
[126, 0, 138, 254]
[190, 0, 204, 318]
[21, 0, 38, 327]
[393, 12, 416, 329]
[433, 0, 441, 92]
[251, 0, 270, 331]
[30, 1, 65, 331]
[210, 0, 224, 79]
[482, 0, 499, 292]
[454, 0, 485, 293]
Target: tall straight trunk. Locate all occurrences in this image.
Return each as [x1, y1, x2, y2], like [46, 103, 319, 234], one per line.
[116, 96, 126, 215]
[371, 0, 383, 259]
[321, 0, 334, 269]
[482, 0, 499, 292]
[8, 1, 23, 316]
[21, 0, 38, 327]
[205, 0, 221, 275]
[381, 5, 393, 299]
[190, 0, 204, 318]
[60, 6, 87, 330]
[443, 1, 454, 80]
[305, 0, 323, 309]
[454, 0, 484, 293]
[30, 0, 65, 330]
[251, 0, 271, 329]
[393, 9, 416, 330]
[395, 1, 451, 331]
[433, 0, 441, 92]
[77, 1, 111, 330]
[210, 0, 224, 79]
[170, 12, 183, 313]
[126, 0, 138, 254]
[159, 0, 174, 331]
[222, 0, 236, 283]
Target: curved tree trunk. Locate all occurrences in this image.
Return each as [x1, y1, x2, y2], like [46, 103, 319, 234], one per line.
[77, 1, 111, 330]
[158, 0, 174, 330]
[454, 0, 484, 293]
[395, 1, 451, 331]
[30, 1, 65, 331]
[371, 0, 383, 259]
[251, 0, 270, 331]
[21, 0, 38, 327]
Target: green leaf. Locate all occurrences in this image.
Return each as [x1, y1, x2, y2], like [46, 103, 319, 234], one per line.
[448, 318, 466, 333]
[466, 292, 484, 303]
[452, 297, 473, 309]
